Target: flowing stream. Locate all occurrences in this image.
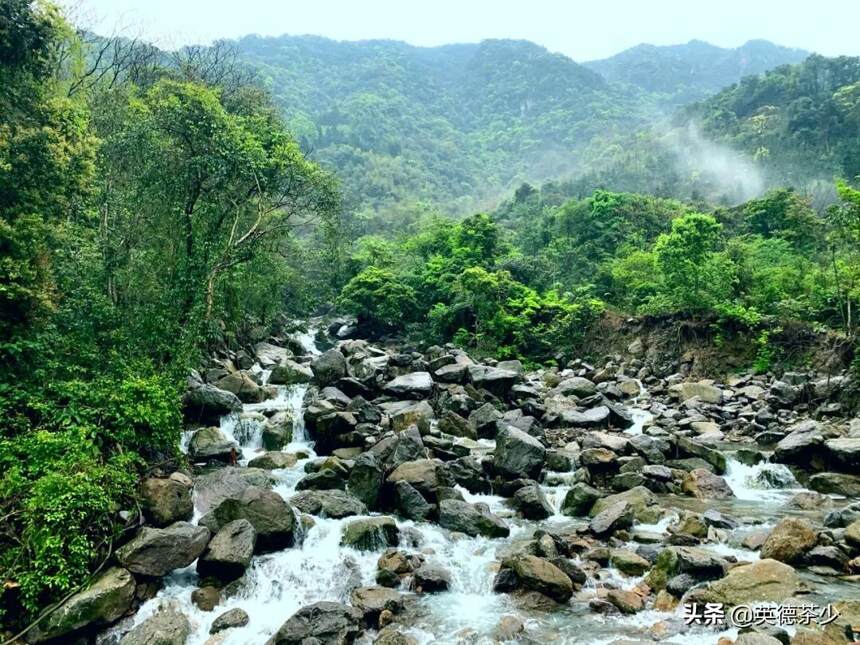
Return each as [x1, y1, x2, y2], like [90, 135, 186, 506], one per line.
[120, 335, 860, 645]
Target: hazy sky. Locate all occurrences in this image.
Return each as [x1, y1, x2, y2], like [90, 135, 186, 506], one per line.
[65, 0, 856, 61]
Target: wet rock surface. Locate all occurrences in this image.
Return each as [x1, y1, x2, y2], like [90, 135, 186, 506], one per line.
[101, 322, 860, 644]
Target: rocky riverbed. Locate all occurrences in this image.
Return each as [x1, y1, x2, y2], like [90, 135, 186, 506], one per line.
[34, 319, 860, 645]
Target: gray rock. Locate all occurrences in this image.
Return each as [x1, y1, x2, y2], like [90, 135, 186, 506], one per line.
[193, 467, 274, 515]
[119, 605, 191, 645]
[393, 480, 432, 521]
[512, 484, 553, 520]
[210, 607, 250, 634]
[438, 499, 509, 538]
[269, 359, 314, 385]
[265, 601, 362, 645]
[412, 563, 451, 592]
[468, 365, 519, 396]
[30, 567, 135, 642]
[290, 490, 368, 519]
[383, 372, 434, 398]
[348, 452, 384, 509]
[311, 349, 348, 387]
[188, 426, 238, 463]
[199, 487, 296, 553]
[182, 384, 242, 424]
[139, 474, 193, 527]
[493, 426, 546, 479]
[589, 501, 633, 536]
[197, 519, 256, 582]
[116, 522, 210, 577]
[561, 483, 601, 517]
[341, 517, 399, 551]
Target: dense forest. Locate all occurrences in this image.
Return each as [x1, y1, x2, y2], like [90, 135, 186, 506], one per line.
[2, 0, 860, 641]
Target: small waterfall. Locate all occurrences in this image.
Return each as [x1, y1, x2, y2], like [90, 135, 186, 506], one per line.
[724, 456, 801, 502]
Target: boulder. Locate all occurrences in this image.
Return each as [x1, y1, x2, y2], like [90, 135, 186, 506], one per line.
[386, 459, 449, 500]
[341, 517, 399, 551]
[589, 486, 656, 521]
[412, 563, 451, 592]
[30, 567, 135, 642]
[215, 371, 264, 403]
[561, 483, 601, 517]
[468, 403, 503, 439]
[311, 349, 348, 387]
[553, 376, 597, 398]
[265, 601, 362, 645]
[773, 422, 824, 466]
[248, 452, 299, 470]
[348, 452, 384, 509]
[383, 372, 434, 398]
[438, 499, 509, 538]
[610, 549, 651, 576]
[210, 607, 250, 634]
[119, 605, 191, 645]
[692, 559, 800, 606]
[558, 406, 611, 428]
[493, 426, 546, 479]
[199, 487, 296, 553]
[437, 410, 476, 440]
[182, 384, 242, 424]
[682, 468, 734, 500]
[809, 472, 860, 497]
[434, 363, 468, 384]
[116, 522, 210, 577]
[670, 381, 722, 404]
[760, 518, 817, 564]
[139, 474, 193, 527]
[349, 587, 404, 623]
[468, 365, 519, 396]
[512, 484, 554, 520]
[606, 589, 642, 614]
[675, 435, 726, 474]
[497, 555, 573, 603]
[269, 359, 314, 385]
[393, 480, 432, 521]
[589, 501, 633, 536]
[825, 437, 860, 471]
[255, 341, 292, 366]
[188, 426, 238, 463]
[446, 456, 491, 495]
[383, 400, 434, 434]
[193, 467, 274, 515]
[290, 490, 367, 519]
[197, 519, 257, 582]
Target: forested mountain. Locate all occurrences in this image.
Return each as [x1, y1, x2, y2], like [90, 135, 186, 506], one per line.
[584, 39, 808, 106]
[683, 54, 860, 187]
[232, 35, 808, 217]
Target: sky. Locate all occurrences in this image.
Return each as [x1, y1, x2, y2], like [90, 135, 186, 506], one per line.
[64, 0, 857, 61]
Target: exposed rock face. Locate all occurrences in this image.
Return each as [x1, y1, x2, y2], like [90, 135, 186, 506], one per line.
[199, 487, 296, 553]
[30, 567, 135, 642]
[265, 601, 363, 645]
[139, 473, 193, 527]
[116, 522, 210, 577]
[119, 605, 191, 645]
[438, 499, 510, 538]
[196, 519, 256, 582]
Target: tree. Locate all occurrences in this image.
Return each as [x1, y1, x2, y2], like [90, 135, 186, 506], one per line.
[338, 266, 417, 331]
[653, 213, 729, 311]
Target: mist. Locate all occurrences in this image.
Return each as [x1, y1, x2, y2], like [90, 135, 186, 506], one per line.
[664, 122, 765, 203]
